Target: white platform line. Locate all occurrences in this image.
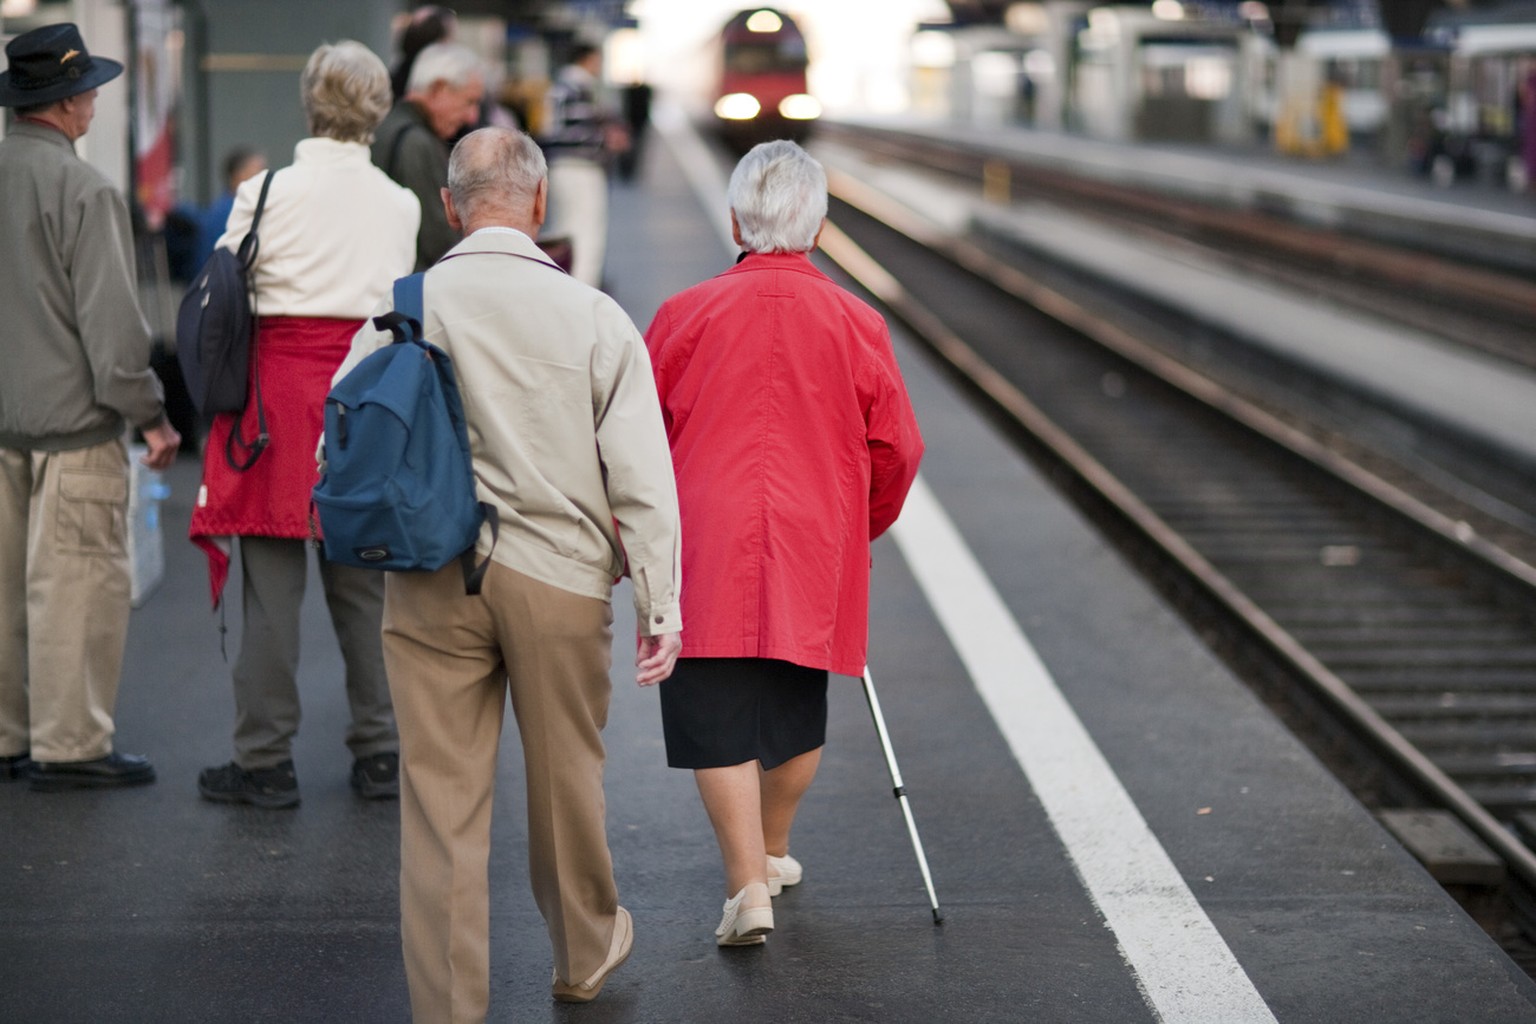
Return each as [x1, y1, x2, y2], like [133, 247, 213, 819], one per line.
[893, 478, 1277, 1024]
[651, 104, 1275, 1022]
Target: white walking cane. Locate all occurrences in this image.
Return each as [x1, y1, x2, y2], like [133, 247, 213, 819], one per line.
[862, 665, 943, 924]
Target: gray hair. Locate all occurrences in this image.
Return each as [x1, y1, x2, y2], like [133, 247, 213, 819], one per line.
[727, 140, 828, 254]
[407, 42, 482, 94]
[301, 41, 391, 144]
[447, 127, 547, 223]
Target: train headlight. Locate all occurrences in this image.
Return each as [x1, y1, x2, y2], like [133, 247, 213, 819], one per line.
[715, 93, 762, 120]
[778, 94, 822, 120]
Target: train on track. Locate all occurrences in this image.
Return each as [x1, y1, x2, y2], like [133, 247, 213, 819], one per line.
[711, 7, 820, 149]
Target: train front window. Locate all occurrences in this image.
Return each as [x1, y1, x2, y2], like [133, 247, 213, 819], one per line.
[725, 40, 807, 76]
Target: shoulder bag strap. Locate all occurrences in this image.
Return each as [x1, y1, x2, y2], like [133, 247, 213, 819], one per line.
[225, 169, 275, 473]
[386, 270, 500, 593]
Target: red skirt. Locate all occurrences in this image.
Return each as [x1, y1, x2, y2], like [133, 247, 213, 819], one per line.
[189, 316, 362, 606]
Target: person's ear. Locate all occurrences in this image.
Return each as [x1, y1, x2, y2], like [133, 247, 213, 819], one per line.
[730, 209, 744, 249]
[812, 216, 826, 251]
[533, 178, 548, 231]
[442, 187, 463, 233]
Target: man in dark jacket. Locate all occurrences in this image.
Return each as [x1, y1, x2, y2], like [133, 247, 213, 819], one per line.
[371, 41, 483, 270]
[0, 23, 181, 791]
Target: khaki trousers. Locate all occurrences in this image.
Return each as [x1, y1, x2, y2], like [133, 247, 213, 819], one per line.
[0, 438, 131, 762]
[383, 559, 621, 1024]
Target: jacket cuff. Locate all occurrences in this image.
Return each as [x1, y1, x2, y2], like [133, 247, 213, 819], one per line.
[638, 601, 681, 636]
[135, 411, 168, 432]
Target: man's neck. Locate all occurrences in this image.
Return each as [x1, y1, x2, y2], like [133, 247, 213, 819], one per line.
[16, 112, 74, 141]
[465, 221, 537, 238]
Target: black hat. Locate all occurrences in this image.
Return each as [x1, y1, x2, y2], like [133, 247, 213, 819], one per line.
[0, 23, 123, 108]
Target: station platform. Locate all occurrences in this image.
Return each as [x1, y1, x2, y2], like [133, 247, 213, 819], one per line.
[833, 114, 1536, 272]
[813, 121, 1536, 478]
[5, 110, 1536, 1023]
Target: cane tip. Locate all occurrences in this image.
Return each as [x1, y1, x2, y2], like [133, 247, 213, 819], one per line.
[931, 908, 944, 926]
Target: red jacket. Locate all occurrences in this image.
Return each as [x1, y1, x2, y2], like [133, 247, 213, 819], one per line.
[645, 252, 923, 676]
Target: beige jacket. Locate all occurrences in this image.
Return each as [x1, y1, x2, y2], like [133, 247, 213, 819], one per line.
[335, 228, 681, 635]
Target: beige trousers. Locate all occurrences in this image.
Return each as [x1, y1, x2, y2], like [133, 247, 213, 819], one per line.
[545, 157, 608, 289]
[0, 438, 131, 762]
[383, 559, 622, 1024]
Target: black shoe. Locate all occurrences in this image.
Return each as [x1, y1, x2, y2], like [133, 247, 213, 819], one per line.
[350, 752, 399, 800]
[198, 760, 299, 809]
[2, 752, 34, 781]
[29, 752, 155, 791]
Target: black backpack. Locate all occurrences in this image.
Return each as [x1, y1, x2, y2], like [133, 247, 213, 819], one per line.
[175, 170, 273, 470]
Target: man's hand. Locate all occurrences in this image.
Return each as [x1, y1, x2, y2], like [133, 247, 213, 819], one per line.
[139, 421, 181, 471]
[635, 630, 681, 686]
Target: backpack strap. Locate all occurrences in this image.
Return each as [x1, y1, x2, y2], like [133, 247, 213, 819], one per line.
[376, 272, 501, 596]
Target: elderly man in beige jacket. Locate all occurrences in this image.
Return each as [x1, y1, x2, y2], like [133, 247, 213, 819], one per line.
[335, 126, 681, 1021]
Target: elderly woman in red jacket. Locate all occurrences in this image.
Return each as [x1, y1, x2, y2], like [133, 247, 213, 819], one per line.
[643, 140, 923, 947]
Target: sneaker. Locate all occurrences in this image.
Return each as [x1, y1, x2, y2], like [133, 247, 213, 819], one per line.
[198, 760, 299, 809]
[716, 882, 773, 946]
[767, 853, 802, 897]
[350, 752, 399, 800]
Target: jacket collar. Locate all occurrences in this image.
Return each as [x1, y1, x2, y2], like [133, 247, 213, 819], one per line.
[440, 227, 563, 271]
[7, 119, 75, 152]
[723, 250, 827, 281]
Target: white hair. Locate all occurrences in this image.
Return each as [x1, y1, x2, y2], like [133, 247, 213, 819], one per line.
[406, 42, 482, 94]
[447, 127, 547, 223]
[727, 140, 828, 254]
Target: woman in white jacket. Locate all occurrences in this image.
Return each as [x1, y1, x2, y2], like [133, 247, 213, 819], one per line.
[189, 40, 420, 809]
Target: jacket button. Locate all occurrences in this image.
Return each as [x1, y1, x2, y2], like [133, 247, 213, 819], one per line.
[654, 615, 664, 624]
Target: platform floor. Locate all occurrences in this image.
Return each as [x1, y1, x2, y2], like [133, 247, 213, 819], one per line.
[4, 113, 1536, 1023]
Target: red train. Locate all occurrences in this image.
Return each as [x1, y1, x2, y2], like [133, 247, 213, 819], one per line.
[713, 8, 820, 148]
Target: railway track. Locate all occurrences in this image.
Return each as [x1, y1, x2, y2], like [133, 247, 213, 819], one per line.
[814, 164, 1536, 902]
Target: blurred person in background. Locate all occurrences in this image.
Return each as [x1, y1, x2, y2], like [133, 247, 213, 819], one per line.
[1521, 61, 1536, 193]
[642, 141, 923, 946]
[374, 41, 484, 270]
[0, 23, 181, 791]
[192, 146, 268, 271]
[538, 44, 629, 287]
[189, 40, 419, 809]
[389, 4, 457, 101]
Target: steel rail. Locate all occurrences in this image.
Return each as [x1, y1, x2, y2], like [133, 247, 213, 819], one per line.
[817, 193, 1536, 890]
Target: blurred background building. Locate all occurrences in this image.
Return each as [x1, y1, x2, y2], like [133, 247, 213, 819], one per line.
[0, 1, 1530, 251]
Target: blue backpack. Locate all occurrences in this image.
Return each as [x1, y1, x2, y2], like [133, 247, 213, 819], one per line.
[312, 273, 498, 594]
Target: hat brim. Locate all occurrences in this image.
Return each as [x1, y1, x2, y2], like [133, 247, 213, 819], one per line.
[0, 55, 122, 108]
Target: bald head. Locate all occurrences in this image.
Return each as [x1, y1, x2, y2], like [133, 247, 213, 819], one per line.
[443, 126, 548, 236]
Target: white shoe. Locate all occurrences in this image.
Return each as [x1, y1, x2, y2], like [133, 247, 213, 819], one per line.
[767, 853, 802, 897]
[716, 882, 773, 946]
[552, 906, 633, 1003]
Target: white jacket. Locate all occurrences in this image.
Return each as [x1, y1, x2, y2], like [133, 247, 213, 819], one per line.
[217, 137, 420, 319]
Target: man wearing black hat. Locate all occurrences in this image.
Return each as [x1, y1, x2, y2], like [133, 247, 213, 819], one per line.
[0, 23, 181, 791]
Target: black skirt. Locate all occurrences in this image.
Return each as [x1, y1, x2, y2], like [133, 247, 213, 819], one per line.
[660, 657, 829, 770]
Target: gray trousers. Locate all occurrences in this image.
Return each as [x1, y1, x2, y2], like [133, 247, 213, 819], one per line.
[231, 536, 395, 769]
